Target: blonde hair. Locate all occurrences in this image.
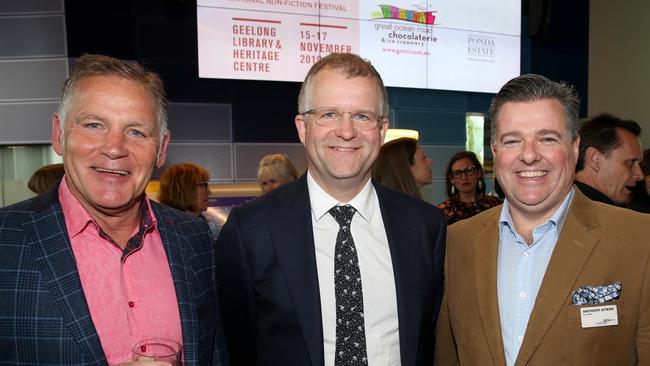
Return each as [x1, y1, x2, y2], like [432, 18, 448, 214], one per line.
[257, 153, 299, 183]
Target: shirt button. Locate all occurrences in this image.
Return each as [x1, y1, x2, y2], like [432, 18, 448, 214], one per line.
[519, 292, 527, 298]
[518, 336, 524, 343]
[524, 251, 530, 257]
[128, 301, 135, 308]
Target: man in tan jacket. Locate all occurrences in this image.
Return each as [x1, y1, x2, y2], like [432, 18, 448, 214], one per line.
[435, 74, 650, 366]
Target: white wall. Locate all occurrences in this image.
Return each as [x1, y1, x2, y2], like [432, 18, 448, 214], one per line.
[589, 1, 650, 149]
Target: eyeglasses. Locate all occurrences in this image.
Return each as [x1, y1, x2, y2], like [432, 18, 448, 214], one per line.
[450, 166, 478, 179]
[302, 108, 382, 131]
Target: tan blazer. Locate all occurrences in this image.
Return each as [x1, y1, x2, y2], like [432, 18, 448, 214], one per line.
[435, 189, 650, 366]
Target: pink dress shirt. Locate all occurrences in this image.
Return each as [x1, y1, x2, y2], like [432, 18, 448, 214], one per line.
[59, 178, 183, 365]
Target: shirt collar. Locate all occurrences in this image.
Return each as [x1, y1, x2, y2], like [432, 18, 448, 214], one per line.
[58, 176, 158, 239]
[306, 171, 375, 223]
[499, 187, 575, 237]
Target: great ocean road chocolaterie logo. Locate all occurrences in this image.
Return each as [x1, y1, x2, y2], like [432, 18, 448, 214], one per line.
[372, 4, 437, 25]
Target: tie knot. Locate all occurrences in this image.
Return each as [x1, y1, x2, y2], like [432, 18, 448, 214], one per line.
[329, 205, 356, 227]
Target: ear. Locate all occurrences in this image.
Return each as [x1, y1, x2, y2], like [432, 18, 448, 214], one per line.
[155, 131, 171, 168]
[51, 113, 64, 156]
[379, 117, 389, 144]
[295, 114, 307, 145]
[584, 146, 602, 172]
[572, 135, 580, 161]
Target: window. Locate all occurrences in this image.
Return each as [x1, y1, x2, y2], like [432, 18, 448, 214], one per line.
[0, 145, 61, 206]
[465, 113, 485, 164]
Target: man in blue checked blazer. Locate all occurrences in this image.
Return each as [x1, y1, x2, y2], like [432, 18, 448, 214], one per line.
[0, 54, 228, 365]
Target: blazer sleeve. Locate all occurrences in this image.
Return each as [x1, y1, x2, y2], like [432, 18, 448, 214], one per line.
[216, 208, 257, 366]
[212, 234, 230, 366]
[432, 210, 446, 326]
[636, 249, 650, 363]
[434, 247, 459, 366]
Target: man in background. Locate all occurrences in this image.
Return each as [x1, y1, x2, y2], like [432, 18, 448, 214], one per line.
[217, 53, 446, 366]
[574, 113, 644, 206]
[436, 74, 650, 365]
[0, 54, 227, 365]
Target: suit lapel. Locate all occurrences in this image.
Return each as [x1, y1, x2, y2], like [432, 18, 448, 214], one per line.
[474, 211, 507, 366]
[268, 177, 324, 366]
[154, 207, 199, 363]
[515, 191, 599, 365]
[376, 185, 421, 366]
[27, 204, 107, 365]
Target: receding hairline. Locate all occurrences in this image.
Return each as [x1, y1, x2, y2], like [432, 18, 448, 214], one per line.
[61, 78, 163, 147]
[298, 53, 389, 117]
[57, 54, 169, 150]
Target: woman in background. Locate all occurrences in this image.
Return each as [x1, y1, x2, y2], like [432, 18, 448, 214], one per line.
[257, 153, 299, 194]
[27, 163, 65, 194]
[159, 163, 210, 217]
[372, 137, 432, 199]
[159, 162, 222, 239]
[437, 150, 501, 225]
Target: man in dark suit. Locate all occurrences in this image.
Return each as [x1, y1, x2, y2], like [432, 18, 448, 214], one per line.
[574, 113, 643, 206]
[217, 53, 446, 366]
[0, 54, 228, 365]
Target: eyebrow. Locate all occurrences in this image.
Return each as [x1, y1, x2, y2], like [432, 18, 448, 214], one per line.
[537, 129, 563, 138]
[498, 131, 522, 141]
[498, 129, 563, 140]
[74, 113, 153, 130]
[74, 113, 105, 123]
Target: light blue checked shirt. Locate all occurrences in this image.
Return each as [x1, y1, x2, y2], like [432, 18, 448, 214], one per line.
[497, 188, 575, 366]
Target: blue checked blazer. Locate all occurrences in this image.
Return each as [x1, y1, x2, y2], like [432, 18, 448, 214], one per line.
[0, 182, 228, 366]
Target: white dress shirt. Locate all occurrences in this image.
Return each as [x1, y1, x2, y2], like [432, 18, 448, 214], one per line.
[307, 172, 400, 366]
[497, 188, 575, 366]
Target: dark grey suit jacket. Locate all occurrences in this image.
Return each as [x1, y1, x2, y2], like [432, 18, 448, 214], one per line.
[0, 182, 228, 365]
[217, 175, 446, 366]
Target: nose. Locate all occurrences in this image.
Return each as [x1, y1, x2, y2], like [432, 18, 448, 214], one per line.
[520, 140, 540, 164]
[333, 114, 358, 140]
[632, 162, 644, 181]
[101, 128, 128, 159]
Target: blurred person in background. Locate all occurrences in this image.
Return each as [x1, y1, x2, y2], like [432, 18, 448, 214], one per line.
[629, 148, 650, 213]
[257, 153, 299, 194]
[574, 113, 643, 206]
[159, 162, 211, 217]
[437, 151, 501, 225]
[372, 137, 432, 199]
[27, 163, 65, 194]
[159, 162, 222, 239]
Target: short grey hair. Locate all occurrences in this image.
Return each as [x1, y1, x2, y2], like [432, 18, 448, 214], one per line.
[489, 74, 580, 145]
[297, 52, 389, 118]
[56, 54, 168, 151]
[257, 153, 299, 182]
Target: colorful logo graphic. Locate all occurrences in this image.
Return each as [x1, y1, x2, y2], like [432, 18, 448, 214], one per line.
[372, 5, 437, 25]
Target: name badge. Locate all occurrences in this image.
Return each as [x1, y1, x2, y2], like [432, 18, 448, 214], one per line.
[580, 304, 618, 328]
